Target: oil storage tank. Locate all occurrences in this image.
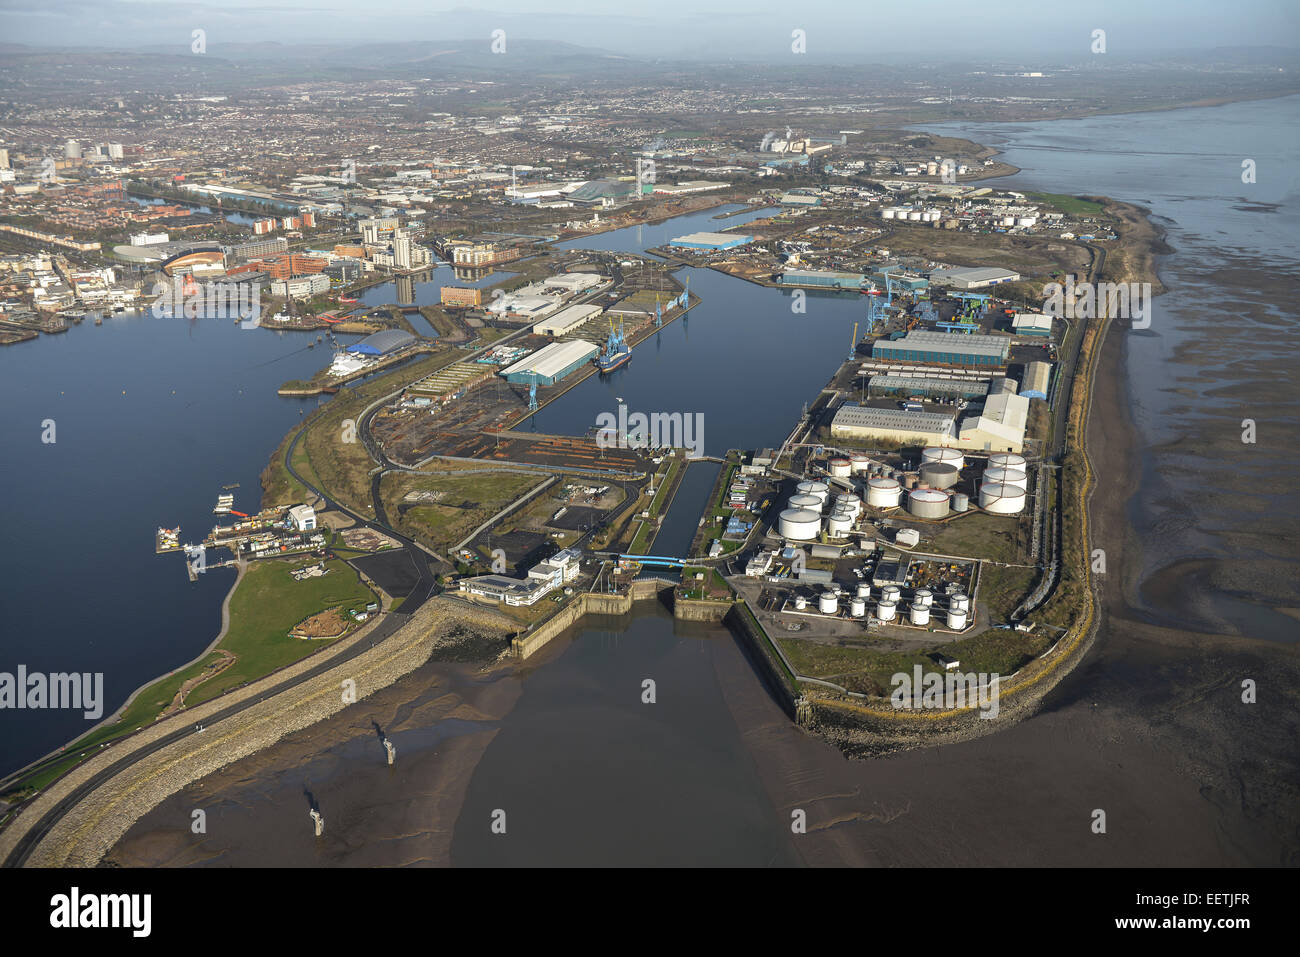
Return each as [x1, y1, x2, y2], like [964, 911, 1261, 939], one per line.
[919, 462, 959, 490]
[866, 477, 902, 508]
[826, 508, 854, 537]
[818, 592, 838, 615]
[779, 508, 822, 539]
[908, 487, 950, 519]
[983, 466, 1028, 491]
[828, 457, 852, 478]
[979, 483, 1026, 515]
[946, 608, 968, 630]
[796, 480, 830, 505]
[988, 452, 1026, 471]
[922, 447, 964, 469]
[913, 587, 934, 607]
[910, 602, 931, 626]
[876, 600, 897, 621]
[849, 598, 866, 618]
[850, 453, 871, 474]
[787, 493, 822, 511]
[950, 491, 970, 512]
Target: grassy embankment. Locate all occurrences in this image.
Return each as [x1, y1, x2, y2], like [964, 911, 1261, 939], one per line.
[1, 557, 373, 801]
[260, 351, 463, 516]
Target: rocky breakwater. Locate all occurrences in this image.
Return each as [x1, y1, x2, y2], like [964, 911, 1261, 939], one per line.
[6, 597, 511, 867]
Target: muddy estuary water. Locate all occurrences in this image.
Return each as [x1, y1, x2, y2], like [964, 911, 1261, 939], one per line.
[110, 97, 1299, 866]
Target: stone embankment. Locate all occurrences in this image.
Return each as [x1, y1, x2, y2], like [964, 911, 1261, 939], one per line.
[3, 597, 509, 867]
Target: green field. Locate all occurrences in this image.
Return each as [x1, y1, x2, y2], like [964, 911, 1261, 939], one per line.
[184, 557, 375, 708]
[1, 556, 373, 801]
[382, 470, 547, 553]
[1026, 192, 1106, 217]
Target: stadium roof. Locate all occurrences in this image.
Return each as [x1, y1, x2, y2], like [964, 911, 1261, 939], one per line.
[346, 328, 416, 356]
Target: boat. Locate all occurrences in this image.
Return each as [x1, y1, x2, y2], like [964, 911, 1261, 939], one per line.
[94, 316, 103, 325]
[222, 483, 240, 490]
[594, 318, 631, 374]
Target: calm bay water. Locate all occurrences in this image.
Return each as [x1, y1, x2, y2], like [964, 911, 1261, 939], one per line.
[0, 312, 344, 774]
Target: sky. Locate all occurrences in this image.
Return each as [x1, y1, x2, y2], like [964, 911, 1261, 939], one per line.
[0, 0, 1297, 58]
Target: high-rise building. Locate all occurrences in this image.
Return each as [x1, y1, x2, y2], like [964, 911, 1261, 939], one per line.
[393, 234, 413, 270]
[0, 148, 9, 170]
[64, 139, 81, 160]
[107, 143, 124, 160]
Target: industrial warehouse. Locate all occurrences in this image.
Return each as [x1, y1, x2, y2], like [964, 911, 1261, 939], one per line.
[499, 340, 600, 385]
[871, 329, 1010, 367]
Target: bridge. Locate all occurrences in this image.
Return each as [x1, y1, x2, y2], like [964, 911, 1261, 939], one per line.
[602, 553, 687, 568]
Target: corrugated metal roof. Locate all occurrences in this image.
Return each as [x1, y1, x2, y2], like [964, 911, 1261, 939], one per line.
[500, 339, 598, 379]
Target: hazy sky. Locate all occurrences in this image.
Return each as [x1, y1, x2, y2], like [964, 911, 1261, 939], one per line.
[1, 0, 1297, 57]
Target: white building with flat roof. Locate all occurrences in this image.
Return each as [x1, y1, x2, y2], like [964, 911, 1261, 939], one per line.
[535, 303, 602, 336]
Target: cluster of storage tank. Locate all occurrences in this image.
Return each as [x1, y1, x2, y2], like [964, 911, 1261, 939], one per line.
[978, 452, 1028, 515]
[873, 585, 969, 629]
[781, 448, 1025, 540]
[880, 207, 942, 222]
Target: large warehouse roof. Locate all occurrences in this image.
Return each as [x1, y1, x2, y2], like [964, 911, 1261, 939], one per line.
[831, 405, 956, 435]
[868, 375, 989, 398]
[346, 328, 416, 356]
[536, 303, 602, 336]
[874, 330, 1010, 361]
[500, 339, 598, 380]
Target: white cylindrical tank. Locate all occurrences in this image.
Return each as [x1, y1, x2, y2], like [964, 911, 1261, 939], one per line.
[1001, 215, 1016, 226]
[984, 466, 1028, 490]
[850, 598, 866, 618]
[787, 493, 821, 510]
[794, 596, 807, 610]
[856, 582, 871, 599]
[910, 602, 931, 626]
[921, 447, 964, 469]
[988, 452, 1027, 471]
[947, 608, 968, 630]
[1017, 216, 1037, 227]
[850, 453, 871, 474]
[828, 457, 852, 478]
[876, 600, 897, 621]
[914, 587, 934, 607]
[950, 593, 970, 613]
[826, 509, 853, 536]
[926, 161, 938, 175]
[797, 480, 830, 504]
[908, 488, 950, 519]
[866, 477, 902, 508]
[979, 482, 1027, 515]
[908, 210, 922, 221]
[818, 592, 838, 615]
[835, 493, 862, 518]
[881, 585, 901, 603]
[951, 491, 969, 512]
[779, 508, 822, 539]
[881, 208, 897, 220]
